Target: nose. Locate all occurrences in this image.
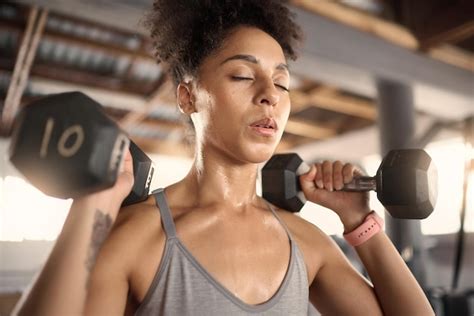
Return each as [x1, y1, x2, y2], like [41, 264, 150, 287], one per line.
[254, 79, 280, 107]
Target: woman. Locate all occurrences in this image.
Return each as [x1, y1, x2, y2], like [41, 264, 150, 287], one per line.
[15, 1, 434, 315]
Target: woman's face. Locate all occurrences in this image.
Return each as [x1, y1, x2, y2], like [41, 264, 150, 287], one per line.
[188, 26, 291, 164]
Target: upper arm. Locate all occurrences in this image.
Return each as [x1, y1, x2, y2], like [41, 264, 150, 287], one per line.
[277, 210, 383, 315]
[84, 209, 139, 315]
[309, 237, 383, 315]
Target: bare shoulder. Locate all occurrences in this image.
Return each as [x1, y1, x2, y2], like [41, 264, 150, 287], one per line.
[114, 196, 162, 238]
[274, 207, 337, 251]
[272, 207, 340, 283]
[112, 195, 163, 255]
[95, 195, 164, 275]
[85, 196, 165, 314]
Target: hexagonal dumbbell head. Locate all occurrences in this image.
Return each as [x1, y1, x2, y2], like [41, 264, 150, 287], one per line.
[261, 153, 308, 212]
[9, 91, 129, 199]
[376, 149, 438, 219]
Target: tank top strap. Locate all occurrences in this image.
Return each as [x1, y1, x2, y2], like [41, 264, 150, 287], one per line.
[264, 201, 295, 241]
[152, 188, 177, 239]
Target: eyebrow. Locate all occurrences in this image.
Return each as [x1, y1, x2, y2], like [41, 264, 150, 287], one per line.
[220, 54, 289, 72]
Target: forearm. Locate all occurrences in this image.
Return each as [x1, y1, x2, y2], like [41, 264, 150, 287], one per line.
[354, 231, 434, 316]
[13, 198, 118, 316]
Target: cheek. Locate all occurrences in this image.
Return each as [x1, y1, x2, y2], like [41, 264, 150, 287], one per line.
[223, 83, 251, 108]
[282, 97, 291, 116]
[211, 90, 249, 126]
[279, 97, 291, 121]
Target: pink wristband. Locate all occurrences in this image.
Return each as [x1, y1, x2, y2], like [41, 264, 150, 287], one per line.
[343, 211, 384, 247]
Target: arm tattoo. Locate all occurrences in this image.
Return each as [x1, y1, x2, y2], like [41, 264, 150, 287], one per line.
[85, 209, 113, 282]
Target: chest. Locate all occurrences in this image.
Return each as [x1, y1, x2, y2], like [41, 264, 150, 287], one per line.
[130, 213, 293, 306]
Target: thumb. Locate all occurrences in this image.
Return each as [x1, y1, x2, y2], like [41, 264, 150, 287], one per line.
[124, 150, 134, 174]
[120, 149, 133, 174]
[299, 164, 317, 193]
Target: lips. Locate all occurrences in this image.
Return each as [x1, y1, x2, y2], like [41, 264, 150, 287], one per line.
[249, 117, 278, 130]
[249, 117, 278, 137]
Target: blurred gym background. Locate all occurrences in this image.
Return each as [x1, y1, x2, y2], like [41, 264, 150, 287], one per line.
[0, 0, 473, 315]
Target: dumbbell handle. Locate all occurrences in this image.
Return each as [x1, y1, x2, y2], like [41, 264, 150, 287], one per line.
[122, 141, 155, 206]
[297, 162, 377, 192]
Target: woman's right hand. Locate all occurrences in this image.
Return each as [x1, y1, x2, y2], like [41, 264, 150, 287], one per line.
[73, 148, 135, 219]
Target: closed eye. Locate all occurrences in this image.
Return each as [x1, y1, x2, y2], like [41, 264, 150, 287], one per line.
[232, 76, 253, 81]
[232, 76, 289, 92]
[275, 84, 289, 92]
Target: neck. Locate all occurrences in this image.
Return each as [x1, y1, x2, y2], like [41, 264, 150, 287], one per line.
[179, 147, 261, 210]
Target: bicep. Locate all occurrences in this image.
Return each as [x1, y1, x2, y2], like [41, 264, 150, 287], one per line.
[309, 242, 383, 316]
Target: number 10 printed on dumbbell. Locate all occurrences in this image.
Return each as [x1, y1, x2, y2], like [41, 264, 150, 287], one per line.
[9, 92, 154, 206]
[9, 92, 438, 218]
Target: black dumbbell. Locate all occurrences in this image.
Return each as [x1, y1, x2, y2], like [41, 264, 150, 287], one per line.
[123, 140, 154, 206]
[9, 91, 154, 206]
[261, 149, 438, 219]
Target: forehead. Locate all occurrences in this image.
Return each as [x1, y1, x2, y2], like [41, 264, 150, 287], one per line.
[208, 26, 287, 67]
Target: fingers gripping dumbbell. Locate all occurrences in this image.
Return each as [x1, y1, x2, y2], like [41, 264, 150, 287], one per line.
[9, 92, 154, 206]
[261, 150, 438, 219]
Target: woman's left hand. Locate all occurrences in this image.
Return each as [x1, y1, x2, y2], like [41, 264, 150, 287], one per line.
[299, 160, 372, 232]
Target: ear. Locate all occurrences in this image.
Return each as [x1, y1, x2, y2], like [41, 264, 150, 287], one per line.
[177, 82, 196, 115]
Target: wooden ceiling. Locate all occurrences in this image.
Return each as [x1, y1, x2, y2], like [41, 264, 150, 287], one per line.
[0, 0, 473, 157]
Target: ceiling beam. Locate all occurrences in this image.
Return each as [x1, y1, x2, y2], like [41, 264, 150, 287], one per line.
[15, 74, 148, 111]
[118, 77, 174, 131]
[421, 20, 474, 50]
[285, 118, 337, 140]
[291, 5, 474, 120]
[0, 62, 154, 96]
[12, 0, 474, 122]
[291, 0, 418, 49]
[428, 45, 474, 72]
[401, 1, 474, 50]
[17, 0, 150, 35]
[0, 19, 154, 61]
[290, 85, 337, 113]
[1, 6, 47, 134]
[293, 114, 444, 163]
[291, 88, 377, 120]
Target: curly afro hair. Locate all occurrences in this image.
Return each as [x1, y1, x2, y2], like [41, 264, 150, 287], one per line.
[144, 0, 303, 86]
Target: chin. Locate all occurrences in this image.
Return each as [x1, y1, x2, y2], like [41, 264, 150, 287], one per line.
[242, 144, 276, 164]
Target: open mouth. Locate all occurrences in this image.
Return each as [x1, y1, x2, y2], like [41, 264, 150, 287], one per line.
[249, 117, 278, 136]
[249, 118, 277, 130]
[253, 123, 274, 129]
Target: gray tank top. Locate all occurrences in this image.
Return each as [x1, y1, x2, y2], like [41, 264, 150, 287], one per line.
[135, 188, 309, 315]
